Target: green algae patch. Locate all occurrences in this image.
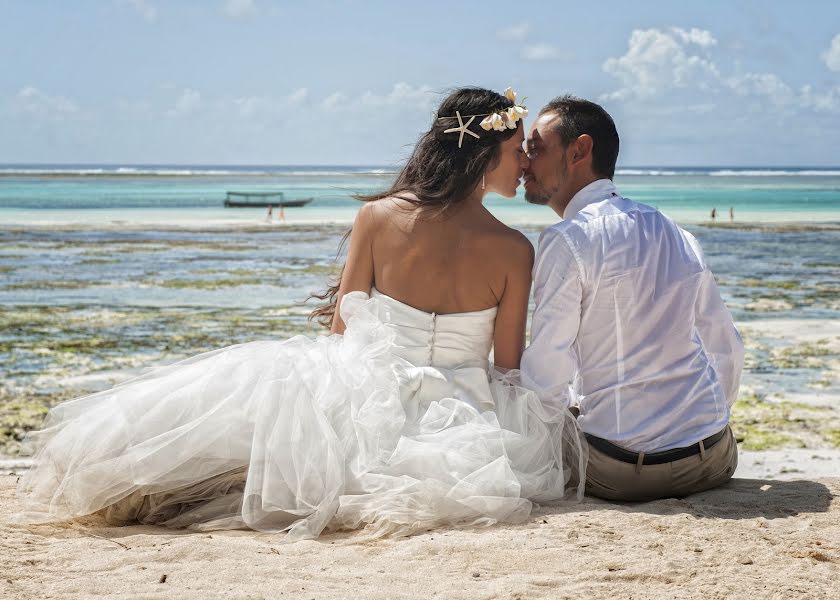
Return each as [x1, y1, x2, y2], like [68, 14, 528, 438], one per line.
[278, 264, 342, 276]
[808, 373, 835, 389]
[737, 428, 806, 451]
[0, 398, 50, 454]
[739, 279, 800, 290]
[803, 261, 840, 268]
[157, 277, 270, 289]
[191, 268, 266, 277]
[771, 339, 838, 369]
[4, 280, 100, 290]
[825, 429, 840, 448]
[730, 391, 828, 451]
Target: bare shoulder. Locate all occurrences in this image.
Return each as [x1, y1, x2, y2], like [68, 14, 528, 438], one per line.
[355, 199, 379, 221]
[353, 200, 388, 233]
[490, 222, 535, 269]
[362, 195, 419, 224]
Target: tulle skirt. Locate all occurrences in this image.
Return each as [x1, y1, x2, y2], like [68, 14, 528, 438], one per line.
[15, 294, 587, 541]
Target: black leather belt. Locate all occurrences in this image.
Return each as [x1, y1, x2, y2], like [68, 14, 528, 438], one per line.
[585, 427, 729, 466]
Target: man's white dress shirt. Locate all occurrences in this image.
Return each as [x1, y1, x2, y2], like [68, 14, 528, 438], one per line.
[521, 179, 744, 452]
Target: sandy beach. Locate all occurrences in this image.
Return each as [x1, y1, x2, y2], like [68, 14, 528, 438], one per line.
[2, 474, 838, 599]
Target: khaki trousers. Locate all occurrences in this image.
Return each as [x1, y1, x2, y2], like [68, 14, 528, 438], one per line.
[585, 426, 738, 502]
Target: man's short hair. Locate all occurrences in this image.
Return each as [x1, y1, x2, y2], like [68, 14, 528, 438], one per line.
[540, 96, 620, 180]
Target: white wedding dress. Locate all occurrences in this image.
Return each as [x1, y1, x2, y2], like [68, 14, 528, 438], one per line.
[16, 289, 587, 541]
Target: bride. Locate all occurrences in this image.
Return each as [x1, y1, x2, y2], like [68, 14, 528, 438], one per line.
[16, 87, 587, 541]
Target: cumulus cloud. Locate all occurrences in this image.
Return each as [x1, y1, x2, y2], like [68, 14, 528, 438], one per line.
[601, 26, 840, 116]
[14, 86, 80, 117]
[822, 33, 840, 71]
[167, 88, 201, 117]
[319, 83, 436, 119]
[601, 27, 720, 101]
[223, 0, 256, 18]
[320, 92, 349, 112]
[497, 22, 530, 41]
[521, 44, 571, 62]
[359, 82, 436, 110]
[726, 72, 794, 107]
[232, 96, 268, 118]
[124, 0, 157, 22]
[799, 84, 840, 112]
[672, 27, 717, 48]
[233, 88, 308, 117]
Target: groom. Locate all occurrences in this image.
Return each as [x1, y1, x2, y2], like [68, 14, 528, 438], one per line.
[520, 96, 744, 502]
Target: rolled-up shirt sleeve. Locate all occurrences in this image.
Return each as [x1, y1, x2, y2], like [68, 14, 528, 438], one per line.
[521, 229, 583, 408]
[695, 271, 744, 406]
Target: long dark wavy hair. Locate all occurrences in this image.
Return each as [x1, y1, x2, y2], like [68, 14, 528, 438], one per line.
[308, 87, 520, 328]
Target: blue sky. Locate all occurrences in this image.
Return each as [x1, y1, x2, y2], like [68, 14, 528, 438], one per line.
[2, 0, 839, 166]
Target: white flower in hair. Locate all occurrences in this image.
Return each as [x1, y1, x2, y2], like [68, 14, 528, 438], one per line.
[511, 105, 528, 119]
[447, 86, 528, 139]
[492, 113, 507, 131]
[505, 107, 520, 124]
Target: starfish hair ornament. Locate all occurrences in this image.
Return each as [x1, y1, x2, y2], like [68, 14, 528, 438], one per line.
[437, 87, 528, 148]
[443, 111, 481, 148]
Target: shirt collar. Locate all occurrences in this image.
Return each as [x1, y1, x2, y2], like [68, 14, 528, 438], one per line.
[562, 179, 618, 220]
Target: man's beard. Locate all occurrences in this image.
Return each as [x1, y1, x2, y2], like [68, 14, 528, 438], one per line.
[524, 184, 552, 206]
[524, 160, 566, 206]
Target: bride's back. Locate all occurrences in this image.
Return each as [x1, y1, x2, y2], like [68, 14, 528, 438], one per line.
[368, 196, 519, 315]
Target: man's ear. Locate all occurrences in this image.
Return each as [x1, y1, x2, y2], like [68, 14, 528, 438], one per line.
[571, 134, 594, 166]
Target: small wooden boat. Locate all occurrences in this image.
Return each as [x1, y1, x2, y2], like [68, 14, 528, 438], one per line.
[223, 191, 313, 208]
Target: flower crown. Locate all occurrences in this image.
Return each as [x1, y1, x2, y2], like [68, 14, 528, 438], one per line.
[437, 87, 528, 148]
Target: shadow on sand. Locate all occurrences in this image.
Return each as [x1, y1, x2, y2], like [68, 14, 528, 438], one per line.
[572, 478, 835, 520]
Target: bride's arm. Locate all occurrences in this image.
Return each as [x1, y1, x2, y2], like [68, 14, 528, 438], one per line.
[492, 233, 535, 370]
[330, 203, 376, 335]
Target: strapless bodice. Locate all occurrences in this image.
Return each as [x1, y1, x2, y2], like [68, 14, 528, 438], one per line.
[367, 288, 497, 370]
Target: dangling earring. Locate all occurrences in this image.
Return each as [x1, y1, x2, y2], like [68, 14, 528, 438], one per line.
[481, 174, 485, 190]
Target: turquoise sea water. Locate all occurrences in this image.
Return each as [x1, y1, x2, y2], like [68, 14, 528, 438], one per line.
[1, 165, 839, 226]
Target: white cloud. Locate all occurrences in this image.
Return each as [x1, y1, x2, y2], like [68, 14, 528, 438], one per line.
[822, 33, 840, 71]
[124, 0, 157, 23]
[726, 72, 798, 110]
[521, 44, 571, 62]
[799, 84, 840, 113]
[14, 86, 80, 117]
[223, 0, 256, 18]
[167, 88, 201, 117]
[672, 27, 718, 48]
[601, 27, 720, 101]
[320, 92, 348, 112]
[320, 83, 435, 116]
[497, 22, 530, 41]
[359, 82, 436, 110]
[285, 88, 308, 105]
[232, 88, 308, 117]
[601, 26, 840, 119]
[232, 96, 268, 117]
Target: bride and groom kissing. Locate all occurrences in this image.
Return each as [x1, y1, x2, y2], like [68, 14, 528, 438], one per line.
[16, 87, 744, 541]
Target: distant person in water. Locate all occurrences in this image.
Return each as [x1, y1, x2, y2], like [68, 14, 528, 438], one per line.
[710, 207, 717, 221]
[265, 205, 274, 223]
[729, 207, 734, 222]
[279, 205, 286, 223]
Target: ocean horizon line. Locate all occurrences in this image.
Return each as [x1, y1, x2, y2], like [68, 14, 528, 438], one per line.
[2, 164, 840, 178]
